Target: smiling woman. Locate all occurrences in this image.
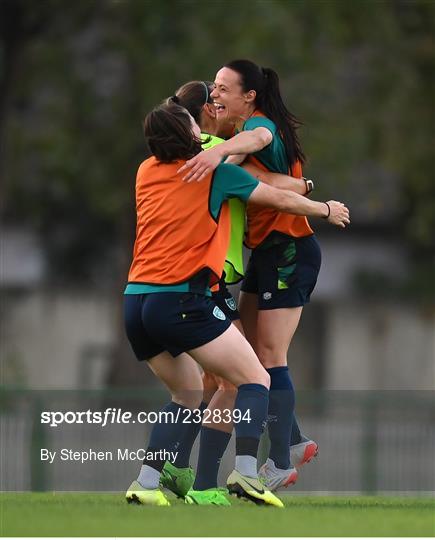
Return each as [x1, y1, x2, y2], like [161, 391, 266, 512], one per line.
[178, 59, 350, 491]
[123, 97, 348, 508]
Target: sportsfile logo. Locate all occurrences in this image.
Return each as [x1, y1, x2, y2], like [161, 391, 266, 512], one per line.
[40, 408, 183, 428]
[40, 407, 251, 427]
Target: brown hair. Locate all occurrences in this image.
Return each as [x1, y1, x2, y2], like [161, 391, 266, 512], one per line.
[175, 81, 214, 123]
[143, 99, 203, 163]
[224, 59, 306, 166]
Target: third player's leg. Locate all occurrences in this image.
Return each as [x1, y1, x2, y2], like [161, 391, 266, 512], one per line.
[189, 323, 269, 389]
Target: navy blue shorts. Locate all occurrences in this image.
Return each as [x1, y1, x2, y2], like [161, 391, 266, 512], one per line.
[212, 276, 240, 321]
[124, 292, 231, 361]
[241, 234, 321, 309]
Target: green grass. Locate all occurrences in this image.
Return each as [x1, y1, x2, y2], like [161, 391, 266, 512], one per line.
[1, 493, 434, 537]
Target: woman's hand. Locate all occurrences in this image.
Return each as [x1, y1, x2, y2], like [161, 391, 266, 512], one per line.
[325, 201, 351, 228]
[177, 146, 224, 182]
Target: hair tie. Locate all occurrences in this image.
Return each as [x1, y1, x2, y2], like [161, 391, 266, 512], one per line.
[171, 95, 180, 104]
[201, 81, 210, 105]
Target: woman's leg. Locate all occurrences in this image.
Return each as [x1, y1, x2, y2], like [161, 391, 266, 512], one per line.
[193, 318, 242, 492]
[238, 291, 258, 351]
[150, 352, 207, 473]
[134, 352, 203, 494]
[255, 307, 302, 368]
[192, 375, 235, 491]
[187, 326, 283, 506]
[149, 351, 203, 408]
[188, 324, 269, 475]
[254, 307, 302, 480]
[200, 318, 244, 433]
[202, 371, 219, 404]
[240, 291, 308, 462]
[189, 323, 269, 387]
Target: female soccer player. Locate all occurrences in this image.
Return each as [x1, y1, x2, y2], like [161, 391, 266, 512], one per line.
[178, 60, 342, 490]
[174, 80, 320, 500]
[124, 100, 349, 506]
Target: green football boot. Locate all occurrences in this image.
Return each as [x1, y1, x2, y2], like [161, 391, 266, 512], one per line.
[125, 480, 170, 506]
[160, 461, 195, 498]
[185, 488, 231, 506]
[227, 470, 284, 508]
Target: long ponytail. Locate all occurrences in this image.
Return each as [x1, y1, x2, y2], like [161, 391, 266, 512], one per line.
[224, 59, 306, 166]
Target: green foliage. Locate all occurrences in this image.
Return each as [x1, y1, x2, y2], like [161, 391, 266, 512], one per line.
[1, 0, 434, 284]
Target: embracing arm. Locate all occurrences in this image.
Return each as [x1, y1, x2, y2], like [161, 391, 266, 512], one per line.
[216, 127, 272, 158]
[242, 162, 307, 195]
[248, 183, 350, 228]
[178, 127, 272, 182]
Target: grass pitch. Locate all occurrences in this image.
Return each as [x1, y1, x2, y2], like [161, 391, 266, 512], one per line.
[1, 493, 434, 537]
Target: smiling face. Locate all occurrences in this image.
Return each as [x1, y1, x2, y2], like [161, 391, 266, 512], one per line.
[210, 67, 255, 125]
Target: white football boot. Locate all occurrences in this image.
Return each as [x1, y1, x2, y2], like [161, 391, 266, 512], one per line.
[258, 458, 298, 491]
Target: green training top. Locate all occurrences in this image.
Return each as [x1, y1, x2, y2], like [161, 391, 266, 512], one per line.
[201, 133, 246, 284]
[242, 116, 288, 174]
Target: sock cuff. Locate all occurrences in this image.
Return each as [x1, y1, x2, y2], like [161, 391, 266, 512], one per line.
[238, 383, 269, 396]
[266, 366, 289, 375]
[170, 401, 206, 414]
[201, 426, 232, 442]
[266, 367, 293, 390]
[236, 436, 259, 456]
[167, 401, 190, 412]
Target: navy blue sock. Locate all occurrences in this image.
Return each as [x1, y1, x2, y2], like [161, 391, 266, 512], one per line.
[173, 401, 206, 468]
[193, 427, 232, 490]
[234, 383, 269, 458]
[267, 367, 295, 469]
[148, 401, 194, 463]
[290, 414, 302, 446]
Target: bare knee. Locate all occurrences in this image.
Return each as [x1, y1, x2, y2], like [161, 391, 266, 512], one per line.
[202, 372, 218, 404]
[209, 389, 237, 411]
[255, 368, 271, 389]
[238, 367, 270, 390]
[171, 390, 203, 410]
[256, 342, 287, 369]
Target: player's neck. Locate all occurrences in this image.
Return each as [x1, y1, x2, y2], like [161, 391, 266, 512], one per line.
[235, 105, 256, 130]
[200, 115, 219, 137]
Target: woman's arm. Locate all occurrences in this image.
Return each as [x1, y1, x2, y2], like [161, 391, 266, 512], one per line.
[178, 127, 272, 182]
[225, 154, 247, 166]
[248, 183, 350, 228]
[242, 162, 307, 195]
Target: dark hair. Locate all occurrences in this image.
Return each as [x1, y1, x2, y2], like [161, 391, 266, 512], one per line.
[143, 99, 203, 163]
[175, 81, 214, 123]
[224, 59, 306, 166]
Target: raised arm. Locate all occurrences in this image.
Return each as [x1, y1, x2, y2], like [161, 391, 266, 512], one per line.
[178, 127, 272, 182]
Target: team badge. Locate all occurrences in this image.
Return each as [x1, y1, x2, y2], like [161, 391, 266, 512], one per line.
[263, 292, 272, 300]
[225, 297, 237, 311]
[212, 306, 226, 320]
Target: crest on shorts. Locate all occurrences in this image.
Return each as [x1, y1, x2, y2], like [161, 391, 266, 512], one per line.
[213, 306, 226, 320]
[263, 292, 272, 300]
[225, 297, 237, 311]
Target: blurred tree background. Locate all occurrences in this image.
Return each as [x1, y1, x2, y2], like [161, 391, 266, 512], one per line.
[1, 0, 434, 384]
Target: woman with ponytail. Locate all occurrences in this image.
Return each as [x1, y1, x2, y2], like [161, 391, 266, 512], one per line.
[169, 80, 316, 503]
[179, 59, 349, 491]
[124, 97, 349, 508]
